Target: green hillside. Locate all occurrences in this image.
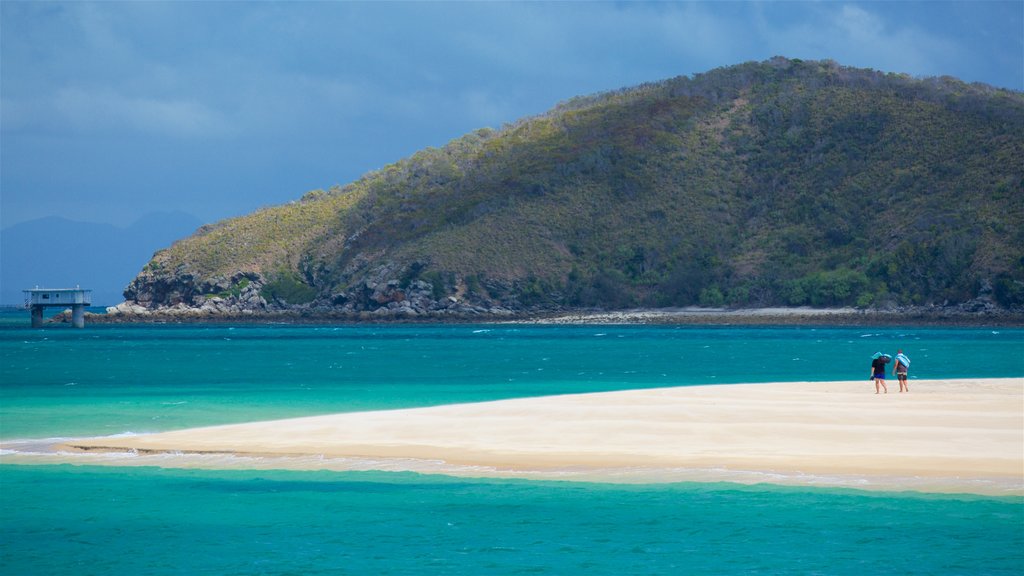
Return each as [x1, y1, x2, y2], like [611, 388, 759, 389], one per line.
[124, 58, 1024, 316]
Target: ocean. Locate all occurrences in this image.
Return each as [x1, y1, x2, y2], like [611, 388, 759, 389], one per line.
[2, 308, 1022, 575]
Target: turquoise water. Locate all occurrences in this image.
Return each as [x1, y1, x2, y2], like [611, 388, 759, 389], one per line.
[2, 311, 1022, 440]
[2, 310, 1022, 574]
[2, 465, 1021, 575]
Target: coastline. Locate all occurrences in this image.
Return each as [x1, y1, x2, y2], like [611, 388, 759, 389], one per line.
[20, 378, 1022, 496]
[514, 306, 1024, 326]
[57, 305, 1024, 327]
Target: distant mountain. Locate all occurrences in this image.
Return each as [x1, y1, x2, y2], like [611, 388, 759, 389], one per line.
[118, 58, 1024, 318]
[1, 212, 204, 305]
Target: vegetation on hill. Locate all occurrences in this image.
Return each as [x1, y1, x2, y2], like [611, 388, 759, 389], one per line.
[125, 58, 1024, 315]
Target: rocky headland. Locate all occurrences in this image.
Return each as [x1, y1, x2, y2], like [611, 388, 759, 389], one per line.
[61, 59, 1024, 325]
[80, 283, 1024, 327]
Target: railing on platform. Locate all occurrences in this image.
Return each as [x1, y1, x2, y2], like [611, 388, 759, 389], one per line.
[22, 287, 93, 328]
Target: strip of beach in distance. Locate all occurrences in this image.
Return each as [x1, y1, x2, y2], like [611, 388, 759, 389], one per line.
[22, 378, 1020, 497]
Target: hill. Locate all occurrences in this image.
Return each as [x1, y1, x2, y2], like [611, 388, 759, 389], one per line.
[1, 212, 203, 305]
[113, 58, 1024, 319]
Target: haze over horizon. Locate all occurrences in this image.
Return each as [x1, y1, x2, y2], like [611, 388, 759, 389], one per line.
[3, 1, 1021, 231]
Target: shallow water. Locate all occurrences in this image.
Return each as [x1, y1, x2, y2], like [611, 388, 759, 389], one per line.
[2, 464, 1022, 576]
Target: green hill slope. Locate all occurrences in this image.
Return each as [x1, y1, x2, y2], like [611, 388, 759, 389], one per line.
[122, 58, 1024, 317]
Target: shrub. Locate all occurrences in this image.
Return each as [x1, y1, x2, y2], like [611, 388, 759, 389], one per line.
[993, 274, 1024, 307]
[699, 286, 725, 307]
[785, 269, 871, 307]
[421, 270, 451, 300]
[260, 270, 317, 305]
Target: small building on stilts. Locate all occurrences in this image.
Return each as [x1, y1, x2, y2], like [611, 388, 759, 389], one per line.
[24, 287, 92, 328]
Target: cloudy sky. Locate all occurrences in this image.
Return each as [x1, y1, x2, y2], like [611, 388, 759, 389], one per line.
[2, 1, 1022, 229]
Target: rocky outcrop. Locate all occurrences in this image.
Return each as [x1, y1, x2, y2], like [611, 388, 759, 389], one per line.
[108, 255, 1022, 323]
[115, 270, 270, 318]
[108, 261, 523, 320]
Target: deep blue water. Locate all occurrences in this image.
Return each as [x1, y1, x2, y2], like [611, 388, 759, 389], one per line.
[1, 311, 1022, 574]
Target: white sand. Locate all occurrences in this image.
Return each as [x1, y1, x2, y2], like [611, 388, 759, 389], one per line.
[514, 306, 861, 324]
[52, 378, 1024, 495]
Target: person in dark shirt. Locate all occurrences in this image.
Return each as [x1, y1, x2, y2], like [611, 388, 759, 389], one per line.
[870, 354, 888, 394]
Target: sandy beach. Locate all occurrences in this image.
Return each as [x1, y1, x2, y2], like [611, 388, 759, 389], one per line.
[516, 307, 1024, 326]
[47, 378, 1023, 495]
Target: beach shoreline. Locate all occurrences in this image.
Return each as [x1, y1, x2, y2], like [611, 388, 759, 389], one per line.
[60, 305, 1024, 327]
[7, 378, 1019, 496]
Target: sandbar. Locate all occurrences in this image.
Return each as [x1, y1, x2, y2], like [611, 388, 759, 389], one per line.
[46, 378, 1024, 495]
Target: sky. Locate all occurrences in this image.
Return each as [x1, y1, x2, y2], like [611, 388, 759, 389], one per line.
[2, 1, 1022, 230]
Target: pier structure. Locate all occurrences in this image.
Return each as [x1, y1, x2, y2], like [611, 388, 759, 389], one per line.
[24, 287, 92, 328]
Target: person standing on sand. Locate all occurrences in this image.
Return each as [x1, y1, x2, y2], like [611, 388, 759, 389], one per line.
[870, 352, 889, 394]
[894, 350, 911, 392]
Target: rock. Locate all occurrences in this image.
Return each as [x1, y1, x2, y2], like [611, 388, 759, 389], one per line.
[106, 302, 150, 315]
[237, 283, 267, 310]
[394, 305, 418, 316]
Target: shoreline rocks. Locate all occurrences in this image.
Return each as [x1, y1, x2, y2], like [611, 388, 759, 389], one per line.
[87, 302, 1024, 326]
